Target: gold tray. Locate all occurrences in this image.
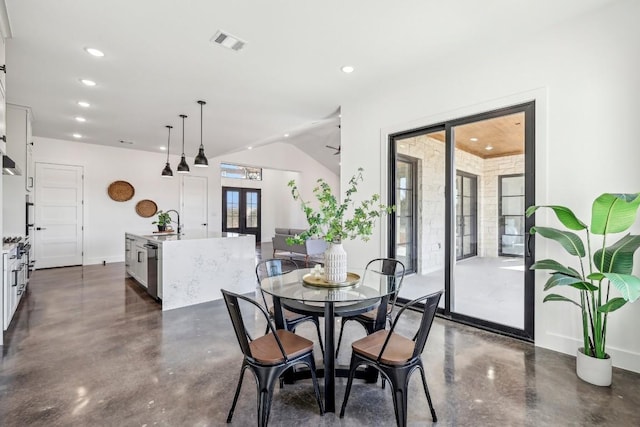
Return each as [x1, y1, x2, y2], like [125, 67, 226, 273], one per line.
[302, 272, 360, 288]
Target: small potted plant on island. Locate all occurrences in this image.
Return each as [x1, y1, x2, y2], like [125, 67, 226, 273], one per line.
[152, 210, 173, 232]
[527, 192, 640, 386]
[287, 167, 395, 283]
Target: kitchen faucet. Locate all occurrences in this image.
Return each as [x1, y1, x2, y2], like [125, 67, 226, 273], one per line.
[165, 209, 181, 235]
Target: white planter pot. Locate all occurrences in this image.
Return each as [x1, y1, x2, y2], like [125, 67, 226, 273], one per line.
[576, 347, 612, 387]
[324, 243, 347, 283]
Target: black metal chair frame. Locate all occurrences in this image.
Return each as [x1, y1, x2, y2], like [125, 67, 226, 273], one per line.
[222, 289, 324, 426]
[339, 291, 443, 427]
[256, 259, 324, 357]
[335, 258, 406, 358]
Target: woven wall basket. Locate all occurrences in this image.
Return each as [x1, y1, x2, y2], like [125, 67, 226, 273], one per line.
[135, 199, 158, 218]
[107, 180, 135, 202]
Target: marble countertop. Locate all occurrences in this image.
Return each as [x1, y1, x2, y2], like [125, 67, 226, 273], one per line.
[2, 243, 19, 254]
[126, 230, 250, 243]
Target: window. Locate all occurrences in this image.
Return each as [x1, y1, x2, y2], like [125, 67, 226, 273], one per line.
[220, 163, 262, 181]
[499, 174, 525, 257]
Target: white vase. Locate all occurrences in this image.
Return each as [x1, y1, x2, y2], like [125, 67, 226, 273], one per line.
[324, 242, 347, 283]
[576, 347, 612, 386]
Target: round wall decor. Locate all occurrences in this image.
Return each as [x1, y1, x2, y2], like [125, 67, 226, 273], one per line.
[107, 180, 135, 202]
[135, 199, 158, 218]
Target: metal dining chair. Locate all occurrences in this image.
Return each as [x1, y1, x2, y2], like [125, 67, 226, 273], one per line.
[222, 289, 324, 426]
[256, 258, 324, 357]
[339, 290, 443, 426]
[335, 258, 405, 358]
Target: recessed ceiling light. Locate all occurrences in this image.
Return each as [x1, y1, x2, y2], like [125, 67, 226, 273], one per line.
[247, 146, 253, 150]
[77, 101, 90, 108]
[80, 79, 96, 87]
[283, 133, 289, 138]
[75, 116, 86, 122]
[84, 47, 105, 57]
[470, 137, 478, 142]
[159, 146, 166, 151]
[72, 133, 82, 139]
[485, 145, 493, 150]
[341, 65, 355, 74]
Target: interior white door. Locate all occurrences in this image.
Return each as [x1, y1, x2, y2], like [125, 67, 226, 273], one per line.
[181, 175, 208, 232]
[34, 163, 83, 268]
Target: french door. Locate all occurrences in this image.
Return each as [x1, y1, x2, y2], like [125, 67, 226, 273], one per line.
[389, 101, 535, 340]
[222, 187, 261, 242]
[455, 171, 477, 260]
[395, 155, 418, 273]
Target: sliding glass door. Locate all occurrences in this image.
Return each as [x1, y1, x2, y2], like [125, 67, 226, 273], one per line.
[389, 102, 535, 340]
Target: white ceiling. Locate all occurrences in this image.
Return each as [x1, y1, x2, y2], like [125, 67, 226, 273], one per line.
[3, 0, 617, 175]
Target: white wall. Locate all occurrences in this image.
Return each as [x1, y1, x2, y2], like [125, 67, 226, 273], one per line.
[33, 137, 337, 264]
[341, 0, 640, 372]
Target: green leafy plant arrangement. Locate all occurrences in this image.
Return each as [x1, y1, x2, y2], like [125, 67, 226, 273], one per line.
[287, 167, 395, 245]
[526, 193, 640, 359]
[152, 210, 172, 227]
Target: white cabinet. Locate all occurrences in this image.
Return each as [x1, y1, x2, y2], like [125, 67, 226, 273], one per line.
[3, 249, 20, 330]
[125, 235, 135, 277]
[0, 35, 5, 155]
[125, 234, 148, 288]
[134, 241, 148, 288]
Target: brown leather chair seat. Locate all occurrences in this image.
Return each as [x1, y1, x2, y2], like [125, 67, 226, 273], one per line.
[351, 329, 415, 366]
[249, 330, 314, 365]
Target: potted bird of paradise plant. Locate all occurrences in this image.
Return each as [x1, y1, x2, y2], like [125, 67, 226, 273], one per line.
[526, 193, 640, 386]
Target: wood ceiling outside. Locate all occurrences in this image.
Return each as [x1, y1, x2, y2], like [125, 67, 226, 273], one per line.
[412, 112, 524, 159]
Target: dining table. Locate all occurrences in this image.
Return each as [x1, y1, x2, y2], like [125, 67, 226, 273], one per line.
[260, 267, 397, 413]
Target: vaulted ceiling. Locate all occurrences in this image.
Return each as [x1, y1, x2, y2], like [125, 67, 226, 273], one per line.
[3, 0, 617, 175]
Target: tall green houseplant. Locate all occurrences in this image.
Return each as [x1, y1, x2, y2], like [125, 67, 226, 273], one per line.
[287, 167, 394, 245]
[527, 193, 640, 360]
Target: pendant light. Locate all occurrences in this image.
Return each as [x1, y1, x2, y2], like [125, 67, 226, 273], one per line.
[161, 125, 173, 177]
[177, 114, 190, 173]
[193, 100, 209, 167]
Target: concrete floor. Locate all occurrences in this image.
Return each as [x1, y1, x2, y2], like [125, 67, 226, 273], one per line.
[401, 256, 525, 329]
[1, 263, 639, 426]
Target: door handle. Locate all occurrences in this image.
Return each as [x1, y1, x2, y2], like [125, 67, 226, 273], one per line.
[36, 227, 47, 230]
[526, 232, 533, 258]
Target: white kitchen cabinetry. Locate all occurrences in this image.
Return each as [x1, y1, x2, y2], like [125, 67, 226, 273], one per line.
[6, 104, 30, 172]
[3, 247, 23, 331]
[134, 241, 148, 288]
[0, 34, 5, 155]
[125, 234, 148, 288]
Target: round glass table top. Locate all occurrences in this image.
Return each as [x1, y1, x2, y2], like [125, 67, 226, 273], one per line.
[260, 268, 397, 304]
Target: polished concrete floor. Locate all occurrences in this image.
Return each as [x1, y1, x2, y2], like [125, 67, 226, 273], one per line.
[1, 263, 639, 426]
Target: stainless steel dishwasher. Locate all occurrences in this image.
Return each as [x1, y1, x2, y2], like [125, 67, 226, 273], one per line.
[144, 243, 159, 300]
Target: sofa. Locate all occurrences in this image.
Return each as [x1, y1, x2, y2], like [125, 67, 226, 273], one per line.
[272, 228, 327, 264]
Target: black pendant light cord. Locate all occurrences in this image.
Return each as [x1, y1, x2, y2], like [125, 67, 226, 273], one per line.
[166, 125, 172, 161]
[180, 114, 187, 155]
[200, 102, 203, 148]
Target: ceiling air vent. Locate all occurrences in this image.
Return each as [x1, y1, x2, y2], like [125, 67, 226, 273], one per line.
[211, 30, 246, 52]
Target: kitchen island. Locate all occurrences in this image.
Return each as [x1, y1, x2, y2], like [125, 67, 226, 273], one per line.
[125, 231, 255, 311]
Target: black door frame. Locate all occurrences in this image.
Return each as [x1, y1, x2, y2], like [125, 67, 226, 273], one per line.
[388, 101, 535, 341]
[395, 154, 419, 274]
[222, 187, 262, 242]
[455, 170, 478, 260]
